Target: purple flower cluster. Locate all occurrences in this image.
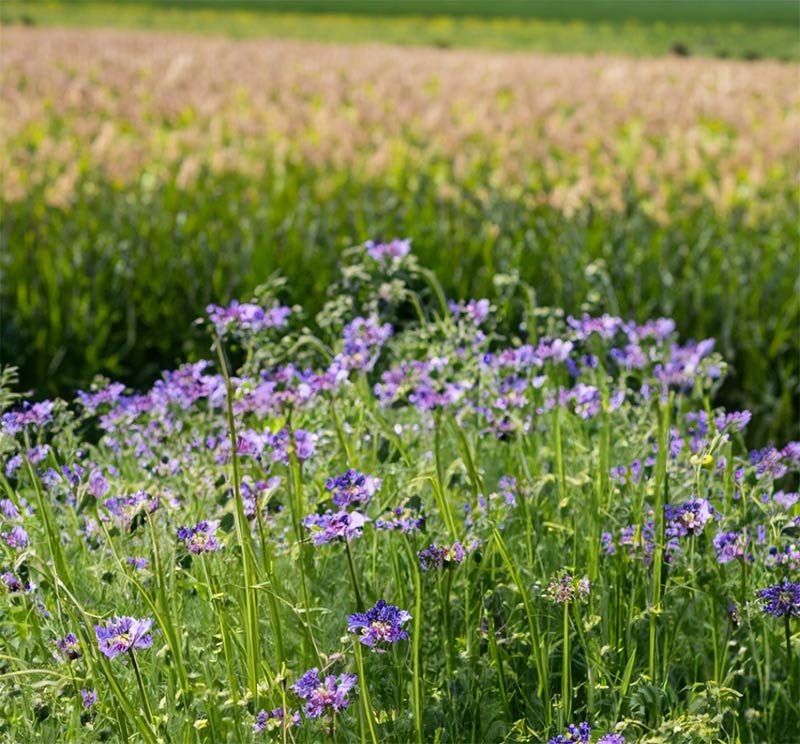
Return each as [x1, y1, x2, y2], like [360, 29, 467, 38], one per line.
[304, 511, 368, 546]
[713, 531, 749, 564]
[364, 237, 411, 262]
[339, 315, 393, 372]
[418, 542, 466, 571]
[94, 616, 154, 659]
[549, 722, 625, 744]
[757, 580, 800, 618]
[1, 400, 55, 435]
[449, 298, 491, 325]
[665, 498, 714, 538]
[206, 300, 291, 336]
[375, 502, 425, 533]
[548, 721, 591, 744]
[177, 520, 223, 554]
[347, 599, 411, 651]
[325, 469, 380, 508]
[103, 491, 159, 529]
[253, 707, 301, 733]
[292, 668, 357, 718]
[55, 632, 81, 662]
[1, 525, 29, 550]
[81, 688, 98, 709]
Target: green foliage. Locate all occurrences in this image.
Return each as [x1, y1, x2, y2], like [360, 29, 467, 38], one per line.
[2, 168, 798, 443]
[2, 0, 798, 59]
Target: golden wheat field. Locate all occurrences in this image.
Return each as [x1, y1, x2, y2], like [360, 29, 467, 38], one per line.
[2, 27, 799, 215]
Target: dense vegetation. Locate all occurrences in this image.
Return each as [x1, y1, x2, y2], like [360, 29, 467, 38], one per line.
[1, 243, 798, 742]
[2, 1, 798, 58]
[3, 168, 798, 445]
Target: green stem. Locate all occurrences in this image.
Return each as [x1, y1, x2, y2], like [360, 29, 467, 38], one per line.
[345, 540, 365, 612]
[129, 651, 154, 726]
[562, 601, 571, 723]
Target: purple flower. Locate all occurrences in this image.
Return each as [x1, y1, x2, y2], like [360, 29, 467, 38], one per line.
[56, 633, 81, 662]
[713, 531, 748, 564]
[418, 542, 465, 571]
[126, 556, 149, 570]
[325, 469, 381, 508]
[253, 707, 300, 733]
[2, 571, 26, 593]
[365, 238, 411, 262]
[339, 316, 393, 371]
[598, 735, 626, 744]
[715, 410, 752, 433]
[94, 616, 154, 659]
[374, 501, 425, 533]
[103, 491, 158, 529]
[757, 580, 800, 618]
[665, 498, 714, 538]
[81, 688, 98, 709]
[449, 298, 491, 325]
[4, 454, 22, 477]
[206, 300, 291, 336]
[347, 599, 411, 651]
[177, 520, 223, 554]
[292, 668, 357, 718]
[87, 469, 110, 498]
[1, 400, 55, 436]
[774, 491, 799, 509]
[750, 446, 787, 480]
[2, 525, 29, 550]
[304, 510, 368, 545]
[548, 721, 591, 744]
[268, 428, 317, 464]
[0, 498, 20, 520]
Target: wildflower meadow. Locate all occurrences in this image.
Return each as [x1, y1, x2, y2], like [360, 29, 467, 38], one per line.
[1, 242, 798, 742]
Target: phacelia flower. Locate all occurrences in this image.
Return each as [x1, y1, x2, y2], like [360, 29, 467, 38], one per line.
[55, 633, 81, 662]
[253, 707, 301, 733]
[375, 501, 425, 533]
[598, 735, 626, 744]
[757, 580, 800, 618]
[2, 525, 29, 550]
[418, 542, 466, 571]
[326, 469, 381, 508]
[304, 511, 368, 545]
[365, 237, 411, 262]
[81, 688, 98, 709]
[347, 599, 411, 651]
[2, 571, 25, 593]
[665, 498, 714, 538]
[177, 520, 223, 554]
[87, 469, 110, 498]
[545, 572, 591, 605]
[713, 531, 749, 564]
[292, 668, 357, 718]
[94, 616, 154, 659]
[206, 301, 291, 336]
[548, 721, 591, 744]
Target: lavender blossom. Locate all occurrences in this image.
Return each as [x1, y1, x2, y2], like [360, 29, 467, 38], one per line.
[325, 469, 381, 508]
[347, 599, 411, 651]
[304, 510, 368, 546]
[94, 616, 154, 659]
[177, 520, 223, 554]
[292, 668, 357, 718]
[757, 580, 800, 618]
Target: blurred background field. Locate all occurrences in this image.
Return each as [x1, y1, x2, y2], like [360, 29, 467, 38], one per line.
[0, 1, 798, 443]
[2, 0, 799, 58]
